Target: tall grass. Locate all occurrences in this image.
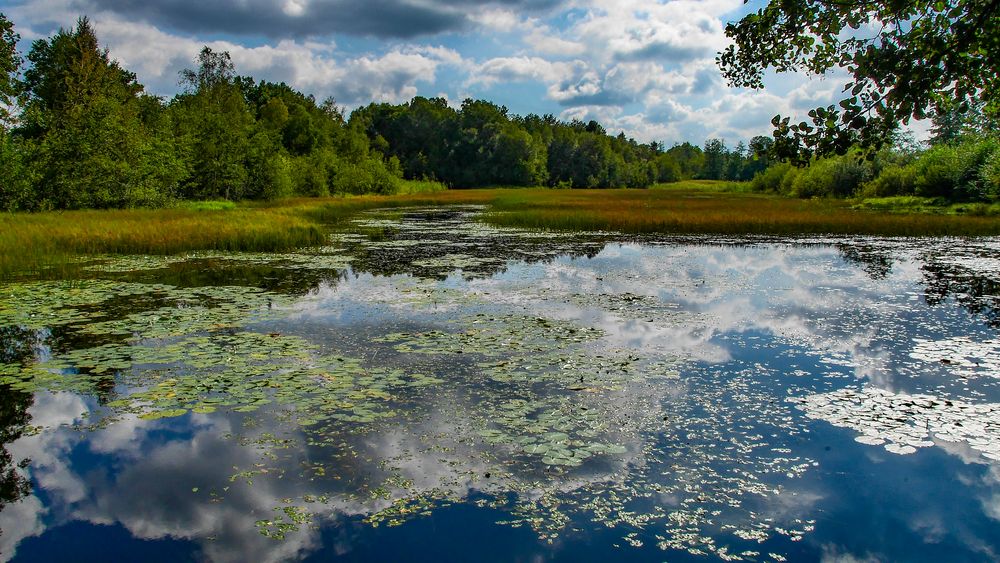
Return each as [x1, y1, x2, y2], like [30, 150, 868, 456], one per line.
[0, 207, 325, 278]
[4, 186, 999, 279]
[481, 188, 1000, 236]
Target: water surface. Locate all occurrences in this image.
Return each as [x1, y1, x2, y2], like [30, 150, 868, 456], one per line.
[2, 207, 999, 562]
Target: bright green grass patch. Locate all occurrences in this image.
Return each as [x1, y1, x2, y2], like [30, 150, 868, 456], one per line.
[393, 179, 449, 195]
[651, 180, 751, 192]
[175, 199, 239, 211]
[855, 196, 1000, 216]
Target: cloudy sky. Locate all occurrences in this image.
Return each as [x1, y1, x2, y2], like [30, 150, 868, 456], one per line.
[3, 0, 851, 145]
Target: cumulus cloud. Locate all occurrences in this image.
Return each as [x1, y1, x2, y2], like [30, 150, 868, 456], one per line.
[2, 0, 818, 145]
[88, 17, 463, 106]
[77, 0, 567, 39]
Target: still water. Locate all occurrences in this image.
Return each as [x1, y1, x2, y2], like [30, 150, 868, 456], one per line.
[1, 207, 999, 562]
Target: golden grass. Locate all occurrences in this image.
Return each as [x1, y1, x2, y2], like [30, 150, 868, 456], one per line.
[4, 185, 998, 279]
[0, 207, 322, 278]
[481, 188, 1000, 236]
[0, 191, 493, 279]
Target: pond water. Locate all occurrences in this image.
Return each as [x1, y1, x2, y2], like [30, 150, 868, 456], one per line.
[2, 207, 1000, 562]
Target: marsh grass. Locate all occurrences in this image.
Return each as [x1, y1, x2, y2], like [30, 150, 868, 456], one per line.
[0, 191, 494, 278]
[854, 196, 1000, 216]
[4, 185, 999, 279]
[394, 179, 449, 194]
[0, 207, 325, 278]
[481, 188, 1000, 236]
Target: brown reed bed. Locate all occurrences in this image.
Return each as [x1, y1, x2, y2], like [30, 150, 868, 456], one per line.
[4, 185, 998, 279]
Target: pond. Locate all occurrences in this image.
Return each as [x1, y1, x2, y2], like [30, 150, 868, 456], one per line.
[1, 206, 1000, 562]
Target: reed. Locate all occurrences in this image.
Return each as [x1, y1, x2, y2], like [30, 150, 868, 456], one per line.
[481, 188, 1000, 236]
[4, 185, 998, 279]
[0, 207, 325, 278]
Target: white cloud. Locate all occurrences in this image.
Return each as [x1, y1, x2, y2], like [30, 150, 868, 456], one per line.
[3, 0, 835, 146]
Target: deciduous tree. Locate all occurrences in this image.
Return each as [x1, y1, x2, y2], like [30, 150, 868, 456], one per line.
[719, 0, 1000, 162]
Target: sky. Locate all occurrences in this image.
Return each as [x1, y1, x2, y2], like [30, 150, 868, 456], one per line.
[2, 0, 856, 146]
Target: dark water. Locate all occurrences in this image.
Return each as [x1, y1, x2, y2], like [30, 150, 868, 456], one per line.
[2, 207, 1000, 562]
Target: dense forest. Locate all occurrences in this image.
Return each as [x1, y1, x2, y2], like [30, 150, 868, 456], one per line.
[0, 15, 998, 212]
[0, 16, 759, 211]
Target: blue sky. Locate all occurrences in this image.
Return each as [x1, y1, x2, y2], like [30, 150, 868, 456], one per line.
[3, 0, 858, 145]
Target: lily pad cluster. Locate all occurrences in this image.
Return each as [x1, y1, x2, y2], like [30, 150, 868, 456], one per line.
[910, 336, 1000, 379]
[791, 386, 1000, 460]
[81, 249, 354, 274]
[0, 280, 173, 329]
[0, 279, 442, 425]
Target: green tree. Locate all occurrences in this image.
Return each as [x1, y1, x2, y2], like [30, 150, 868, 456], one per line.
[720, 0, 1000, 162]
[701, 138, 726, 180]
[0, 13, 20, 129]
[20, 18, 179, 209]
[929, 99, 998, 145]
[0, 13, 30, 211]
[174, 47, 253, 200]
[665, 142, 704, 179]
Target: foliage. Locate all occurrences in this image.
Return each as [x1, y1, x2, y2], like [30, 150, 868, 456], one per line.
[749, 162, 795, 193]
[929, 99, 999, 145]
[353, 98, 669, 189]
[861, 136, 1000, 201]
[720, 0, 1000, 162]
[0, 13, 21, 129]
[18, 18, 180, 209]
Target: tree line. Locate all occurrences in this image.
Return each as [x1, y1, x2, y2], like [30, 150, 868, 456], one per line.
[6, 14, 987, 212]
[0, 16, 776, 212]
[0, 17, 409, 211]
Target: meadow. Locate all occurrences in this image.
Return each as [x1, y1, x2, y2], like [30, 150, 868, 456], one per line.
[4, 181, 1000, 279]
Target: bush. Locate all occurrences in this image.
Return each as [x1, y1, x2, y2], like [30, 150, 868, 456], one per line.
[750, 162, 794, 193]
[259, 154, 294, 200]
[291, 155, 329, 197]
[328, 157, 400, 195]
[779, 166, 801, 196]
[790, 159, 834, 198]
[981, 149, 1000, 200]
[861, 164, 917, 198]
[828, 156, 873, 197]
[912, 137, 999, 200]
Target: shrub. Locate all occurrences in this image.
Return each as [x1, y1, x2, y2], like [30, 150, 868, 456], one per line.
[750, 162, 793, 193]
[861, 164, 917, 197]
[980, 148, 1000, 200]
[912, 137, 999, 200]
[328, 158, 400, 195]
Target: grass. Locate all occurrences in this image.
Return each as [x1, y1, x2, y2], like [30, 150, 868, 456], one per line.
[854, 196, 1000, 216]
[651, 179, 752, 193]
[0, 207, 325, 278]
[3, 183, 999, 279]
[481, 187, 1000, 236]
[394, 178, 449, 195]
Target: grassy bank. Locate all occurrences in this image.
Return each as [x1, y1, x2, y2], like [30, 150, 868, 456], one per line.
[0, 190, 489, 278]
[481, 187, 1000, 236]
[4, 184, 1000, 279]
[852, 196, 1000, 216]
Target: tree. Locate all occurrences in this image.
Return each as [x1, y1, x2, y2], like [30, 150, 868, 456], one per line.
[719, 0, 1000, 163]
[701, 138, 727, 180]
[20, 18, 177, 209]
[0, 13, 21, 129]
[0, 13, 29, 211]
[174, 47, 253, 200]
[929, 99, 998, 145]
